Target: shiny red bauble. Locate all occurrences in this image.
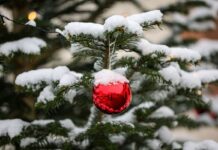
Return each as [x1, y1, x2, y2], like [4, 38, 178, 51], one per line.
[93, 82, 132, 114]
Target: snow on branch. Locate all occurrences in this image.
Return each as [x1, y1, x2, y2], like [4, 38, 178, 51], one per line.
[150, 88, 176, 101]
[170, 10, 216, 31]
[104, 15, 143, 36]
[189, 7, 217, 21]
[193, 70, 218, 84]
[170, 47, 201, 62]
[58, 10, 163, 42]
[0, 108, 98, 146]
[94, 69, 129, 85]
[0, 119, 28, 138]
[62, 22, 104, 39]
[15, 66, 83, 105]
[104, 102, 154, 123]
[0, 37, 46, 56]
[15, 66, 82, 89]
[59, 71, 83, 86]
[135, 39, 201, 62]
[188, 21, 216, 31]
[159, 66, 180, 86]
[20, 137, 37, 148]
[60, 119, 85, 137]
[180, 71, 201, 89]
[190, 39, 218, 58]
[127, 10, 163, 27]
[0, 117, 92, 145]
[31, 120, 55, 126]
[159, 65, 218, 89]
[149, 106, 175, 118]
[60, 106, 98, 138]
[136, 39, 170, 55]
[156, 126, 173, 144]
[160, 65, 201, 89]
[37, 86, 55, 104]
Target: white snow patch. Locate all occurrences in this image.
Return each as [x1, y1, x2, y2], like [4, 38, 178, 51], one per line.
[207, 0, 218, 13]
[52, 66, 70, 81]
[170, 47, 201, 62]
[106, 102, 154, 123]
[197, 113, 215, 126]
[113, 67, 127, 76]
[25, 20, 36, 27]
[171, 13, 187, 25]
[136, 39, 170, 55]
[211, 99, 218, 114]
[180, 71, 201, 89]
[80, 139, 89, 149]
[59, 71, 82, 86]
[193, 70, 218, 84]
[127, 10, 163, 25]
[15, 68, 53, 87]
[150, 88, 176, 101]
[189, 21, 216, 31]
[159, 66, 180, 85]
[60, 119, 86, 138]
[149, 106, 175, 118]
[15, 66, 81, 89]
[193, 62, 216, 71]
[157, 126, 173, 144]
[172, 142, 182, 149]
[0, 119, 29, 138]
[0, 37, 46, 56]
[130, 72, 145, 92]
[63, 22, 104, 38]
[64, 89, 77, 103]
[37, 86, 55, 104]
[20, 137, 37, 148]
[189, 7, 216, 21]
[94, 69, 129, 85]
[170, 12, 216, 31]
[109, 134, 125, 144]
[70, 43, 92, 53]
[32, 120, 54, 126]
[115, 50, 140, 60]
[60, 119, 76, 130]
[146, 139, 162, 150]
[190, 39, 218, 58]
[46, 135, 67, 145]
[104, 15, 143, 36]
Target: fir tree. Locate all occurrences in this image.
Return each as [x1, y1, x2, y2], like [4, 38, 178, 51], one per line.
[1, 5, 218, 150]
[0, 0, 143, 120]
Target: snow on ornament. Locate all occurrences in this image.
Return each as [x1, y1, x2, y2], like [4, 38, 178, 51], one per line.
[93, 69, 132, 114]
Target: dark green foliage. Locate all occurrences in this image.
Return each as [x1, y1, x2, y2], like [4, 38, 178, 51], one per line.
[161, 0, 209, 14]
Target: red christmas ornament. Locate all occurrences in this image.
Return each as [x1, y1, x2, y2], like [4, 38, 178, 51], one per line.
[93, 82, 132, 114]
[195, 109, 217, 119]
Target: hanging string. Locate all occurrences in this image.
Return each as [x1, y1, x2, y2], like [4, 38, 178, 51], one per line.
[0, 14, 59, 34]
